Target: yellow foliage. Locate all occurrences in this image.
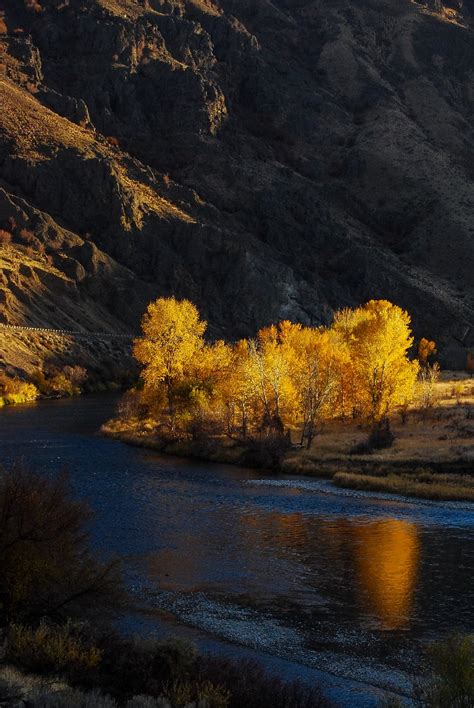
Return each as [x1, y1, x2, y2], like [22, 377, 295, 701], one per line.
[249, 323, 298, 433]
[218, 339, 260, 437]
[132, 298, 423, 441]
[334, 300, 419, 422]
[279, 322, 349, 446]
[134, 297, 207, 431]
[0, 374, 39, 405]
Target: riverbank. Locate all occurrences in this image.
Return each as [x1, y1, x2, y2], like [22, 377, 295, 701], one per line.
[103, 371, 474, 503]
[103, 421, 474, 503]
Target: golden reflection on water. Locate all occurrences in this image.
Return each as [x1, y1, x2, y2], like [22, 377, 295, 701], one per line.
[243, 513, 420, 630]
[146, 496, 420, 630]
[353, 519, 419, 629]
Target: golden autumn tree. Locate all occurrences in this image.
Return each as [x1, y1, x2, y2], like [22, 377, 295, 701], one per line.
[131, 295, 424, 444]
[280, 322, 347, 448]
[332, 307, 363, 419]
[335, 300, 419, 424]
[249, 324, 298, 436]
[186, 339, 233, 437]
[133, 297, 206, 432]
[218, 339, 260, 438]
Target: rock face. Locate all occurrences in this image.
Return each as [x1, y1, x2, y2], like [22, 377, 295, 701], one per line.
[0, 0, 473, 373]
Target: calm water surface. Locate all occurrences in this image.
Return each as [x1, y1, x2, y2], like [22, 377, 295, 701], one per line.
[0, 395, 473, 706]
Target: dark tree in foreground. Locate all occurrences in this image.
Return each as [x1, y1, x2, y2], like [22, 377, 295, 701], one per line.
[0, 464, 124, 626]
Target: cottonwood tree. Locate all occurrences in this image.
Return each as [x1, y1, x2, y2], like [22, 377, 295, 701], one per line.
[134, 297, 206, 432]
[186, 340, 233, 438]
[280, 322, 346, 448]
[249, 325, 297, 436]
[131, 297, 425, 444]
[218, 340, 260, 438]
[334, 300, 419, 424]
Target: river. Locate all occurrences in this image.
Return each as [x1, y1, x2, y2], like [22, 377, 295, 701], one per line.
[0, 395, 473, 707]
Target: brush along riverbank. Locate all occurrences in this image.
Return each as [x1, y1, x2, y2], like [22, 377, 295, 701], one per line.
[102, 409, 474, 503]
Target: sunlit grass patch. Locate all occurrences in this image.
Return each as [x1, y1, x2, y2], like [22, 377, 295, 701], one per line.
[333, 470, 474, 502]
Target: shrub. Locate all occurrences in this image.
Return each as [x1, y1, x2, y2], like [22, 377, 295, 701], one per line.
[452, 383, 464, 405]
[349, 419, 394, 454]
[0, 228, 11, 245]
[416, 635, 474, 707]
[0, 373, 39, 404]
[95, 637, 198, 700]
[160, 679, 230, 707]
[52, 366, 88, 396]
[196, 680, 230, 708]
[0, 464, 124, 625]
[29, 688, 117, 707]
[6, 626, 333, 707]
[7, 623, 102, 674]
[32, 366, 88, 397]
[197, 656, 332, 708]
[152, 639, 198, 682]
[126, 698, 162, 708]
[117, 390, 149, 420]
[0, 673, 23, 703]
[19, 227, 36, 243]
[467, 352, 474, 376]
[368, 418, 394, 449]
[349, 439, 373, 455]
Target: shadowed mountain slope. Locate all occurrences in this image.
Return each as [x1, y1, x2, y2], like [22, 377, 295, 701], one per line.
[0, 0, 473, 375]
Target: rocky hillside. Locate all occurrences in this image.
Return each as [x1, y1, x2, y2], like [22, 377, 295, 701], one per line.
[0, 0, 473, 376]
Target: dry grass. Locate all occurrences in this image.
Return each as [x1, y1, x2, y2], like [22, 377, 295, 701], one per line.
[0, 79, 94, 159]
[410, 0, 467, 27]
[279, 372, 474, 500]
[0, 77, 196, 230]
[283, 371, 474, 470]
[97, 0, 153, 20]
[333, 470, 474, 502]
[115, 165, 196, 225]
